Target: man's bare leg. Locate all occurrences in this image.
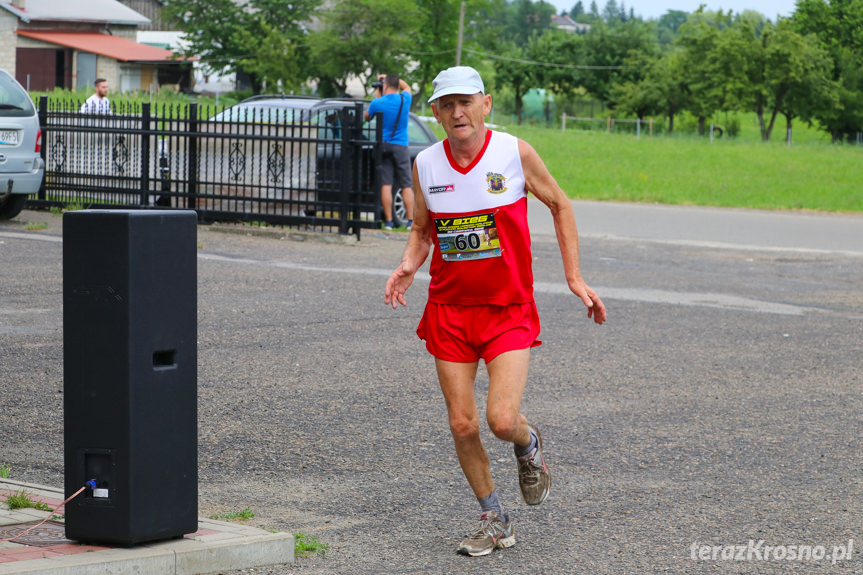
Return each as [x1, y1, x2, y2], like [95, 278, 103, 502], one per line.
[487, 348, 550, 505]
[402, 187, 415, 222]
[485, 348, 531, 448]
[381, 184, 393, 223]
[435, 358, 494, 499]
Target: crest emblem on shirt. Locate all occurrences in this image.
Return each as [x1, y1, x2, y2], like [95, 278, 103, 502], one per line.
[486, 172, 507, 194]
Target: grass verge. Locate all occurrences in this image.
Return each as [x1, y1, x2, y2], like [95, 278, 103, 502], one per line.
[508, 125, 862, 213]
[294, 531, 329, 557]
[208, 507, 256, 521]
[4, 490, 52, 512]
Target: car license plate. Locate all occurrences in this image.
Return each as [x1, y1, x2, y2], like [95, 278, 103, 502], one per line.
[0, 130, 18, 145]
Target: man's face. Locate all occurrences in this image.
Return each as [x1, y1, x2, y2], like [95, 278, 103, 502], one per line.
[95, 81, 108, 98]
[431, 92, 491, 143]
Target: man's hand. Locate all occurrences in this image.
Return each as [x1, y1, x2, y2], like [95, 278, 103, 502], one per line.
[385, 263, 415, 309]
[570, 279, 607, 325]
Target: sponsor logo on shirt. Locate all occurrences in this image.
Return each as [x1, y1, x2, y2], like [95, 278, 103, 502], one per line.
[486, 172, 507, 194]
[428, 184, 455, 194]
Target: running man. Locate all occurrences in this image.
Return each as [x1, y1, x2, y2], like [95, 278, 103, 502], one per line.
[384, 66, 606, 556]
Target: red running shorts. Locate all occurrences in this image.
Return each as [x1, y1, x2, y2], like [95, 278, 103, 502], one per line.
[417, 301, 542, 363]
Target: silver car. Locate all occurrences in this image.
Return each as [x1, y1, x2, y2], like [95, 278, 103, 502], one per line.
[0, 69, 44, 220]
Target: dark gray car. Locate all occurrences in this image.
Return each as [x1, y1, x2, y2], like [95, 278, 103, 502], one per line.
[0, 69, 44, 220]
[211, 96, 437, 227]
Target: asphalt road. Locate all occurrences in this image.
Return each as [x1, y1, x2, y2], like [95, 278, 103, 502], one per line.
[1, 203, 861, 574]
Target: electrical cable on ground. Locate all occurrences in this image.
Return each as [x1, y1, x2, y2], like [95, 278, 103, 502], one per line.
[0, 481, 94, 543]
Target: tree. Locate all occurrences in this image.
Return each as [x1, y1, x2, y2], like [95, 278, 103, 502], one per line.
[529, 29, 588, 97]
[307, 0, 417, 97]
[675, 17, 725, 134]
[749, 19, 838, 142]
[612, 51, 686, 130]
[504, 0, 557, 46]
[651, 52, 688, 133]
[571, 1, 584, 19]
[408, 0, 460, 106]
[233, 22, 301, 93]
[161, 0, 320, 93]
[656, 10, 689, 46]
[580, 19, 658, 102]
[601, 0, 618, 22]
[610, 53, 663, 121]
[771, 25, 839, 144]
[493, 42, 536, 124]
[794, 0, 863, 141]
[795, 0, 863, 55]
[711, 20, 763, 134]
[400, 0, 501, 106]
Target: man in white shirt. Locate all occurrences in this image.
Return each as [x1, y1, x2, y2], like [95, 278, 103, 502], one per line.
[81, 79, 110, 114]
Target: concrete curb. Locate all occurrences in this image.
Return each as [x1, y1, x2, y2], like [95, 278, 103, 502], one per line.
[204, 222, 361, 245]
[0, 480, 293, 575]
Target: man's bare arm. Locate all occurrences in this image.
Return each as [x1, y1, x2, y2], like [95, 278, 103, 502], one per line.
[385, 163, 432, 308]
[519, 139, 606, 324]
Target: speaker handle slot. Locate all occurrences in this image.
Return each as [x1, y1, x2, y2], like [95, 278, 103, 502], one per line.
[153, 350, 177, 370]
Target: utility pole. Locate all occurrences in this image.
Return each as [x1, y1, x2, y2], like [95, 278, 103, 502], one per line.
[456, 1, 465, 66]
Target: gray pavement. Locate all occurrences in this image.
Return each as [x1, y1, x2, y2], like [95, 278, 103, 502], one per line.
[1, 203, 862, 574]
[529, 197, 863, 255]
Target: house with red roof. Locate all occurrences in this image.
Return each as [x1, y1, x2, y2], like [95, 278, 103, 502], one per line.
[0, 0, 193, 93]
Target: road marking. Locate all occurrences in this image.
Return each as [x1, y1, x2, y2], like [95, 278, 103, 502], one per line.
[577, 233, 863, 258]
[199, 253, 826, 317]
[534, 283, 819, 316]
[0, 231, 62, 243]
[0, 235, 840, 317]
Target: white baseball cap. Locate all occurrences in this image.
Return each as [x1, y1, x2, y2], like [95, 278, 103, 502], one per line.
[428, 66, 485, 103]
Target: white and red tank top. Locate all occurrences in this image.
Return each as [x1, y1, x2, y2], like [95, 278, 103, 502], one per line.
[416, 130, 533, 306]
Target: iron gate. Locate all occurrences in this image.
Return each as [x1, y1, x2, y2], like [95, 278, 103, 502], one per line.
[30, 96, 383, 237]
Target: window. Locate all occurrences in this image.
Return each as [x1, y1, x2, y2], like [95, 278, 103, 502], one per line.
[0, 73, 35, 117]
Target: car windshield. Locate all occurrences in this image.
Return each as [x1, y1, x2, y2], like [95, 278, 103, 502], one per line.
[367, 115, 435, 146]
[0, 73, 35, 117]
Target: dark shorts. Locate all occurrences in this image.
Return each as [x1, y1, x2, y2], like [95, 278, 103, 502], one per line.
[380, 143, 412, 189]
[417, 301, 542, 363]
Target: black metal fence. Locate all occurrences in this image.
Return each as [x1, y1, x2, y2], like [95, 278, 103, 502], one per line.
[30, 96, 383, 237]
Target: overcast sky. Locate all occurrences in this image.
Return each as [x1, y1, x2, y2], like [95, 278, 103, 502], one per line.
[548, 0, 798, 20]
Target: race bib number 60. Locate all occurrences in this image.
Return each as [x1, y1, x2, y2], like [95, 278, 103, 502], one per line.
[435, 212, 502, 261]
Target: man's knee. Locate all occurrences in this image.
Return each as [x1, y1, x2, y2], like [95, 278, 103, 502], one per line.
[487, 408, 519, 441]
[449, 414, 480, 442]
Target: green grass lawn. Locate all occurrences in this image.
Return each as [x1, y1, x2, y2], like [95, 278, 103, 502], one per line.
[427, 114, 862, 213]
[511, 125, 862, 213]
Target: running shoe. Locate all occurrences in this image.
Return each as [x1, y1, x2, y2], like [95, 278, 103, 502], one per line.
[516, 423, 551, 505]
[383, 221, 394, 231]
[457, 510, 515, 557]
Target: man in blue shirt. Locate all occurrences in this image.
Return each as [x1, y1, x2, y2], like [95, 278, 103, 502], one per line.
[366, 74, 414, 230]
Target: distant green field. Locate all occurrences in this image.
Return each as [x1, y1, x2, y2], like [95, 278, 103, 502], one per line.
[426, 114, 861, 213]
[509, 122, 863, 213]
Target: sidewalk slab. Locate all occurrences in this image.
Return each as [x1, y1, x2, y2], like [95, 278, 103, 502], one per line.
[0, 479, 293, 575]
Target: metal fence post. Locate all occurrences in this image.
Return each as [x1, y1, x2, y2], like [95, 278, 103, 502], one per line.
[187, 102, 198, 210]
[140, 103, 151, 206]
[38, 95, 48, 200]
[373, 112, 383, 228]
[351, 102, 364, 239]
[337, 106, 352, 235]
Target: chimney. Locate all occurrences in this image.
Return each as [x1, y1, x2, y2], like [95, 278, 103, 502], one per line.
[12, 0, 26, 9]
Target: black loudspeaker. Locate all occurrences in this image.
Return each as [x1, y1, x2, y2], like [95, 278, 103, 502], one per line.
[63, 210, 198, 546]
